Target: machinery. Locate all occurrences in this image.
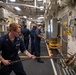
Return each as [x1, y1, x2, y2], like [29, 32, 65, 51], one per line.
[48, 39, 61, 49]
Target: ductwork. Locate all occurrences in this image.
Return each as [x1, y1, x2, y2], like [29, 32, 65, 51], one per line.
[47, 0, 58, 18]
[63, 0, 71, 4]
[57, 0, 71, 7]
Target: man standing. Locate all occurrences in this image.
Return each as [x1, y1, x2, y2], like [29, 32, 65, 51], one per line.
[34, 24, 44, 63]
[30, 24, 37, 55]
[0, 22, 35, 75]
[22, 25, 30, 50]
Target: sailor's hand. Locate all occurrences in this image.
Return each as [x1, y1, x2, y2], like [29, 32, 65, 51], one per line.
[30, 55, 36, 59]
[42, 37, 45, 39]
[1, 59, 11, 66]
[25, 50, 36, 59]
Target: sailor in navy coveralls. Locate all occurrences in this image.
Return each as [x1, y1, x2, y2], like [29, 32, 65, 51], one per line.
[34, 24, 44, 63]
[30, 25, 37, 54]
[0, 23, 35, 75]
[22, 25, 30, 50]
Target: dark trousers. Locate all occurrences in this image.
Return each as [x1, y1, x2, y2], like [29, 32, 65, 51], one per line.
[0, 62, 27, 75]
[24, 39, 29, 50]
[31, 39, 35, 54]
[34, 41, 41, 60]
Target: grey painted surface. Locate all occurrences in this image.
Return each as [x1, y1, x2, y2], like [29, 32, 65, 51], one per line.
[62, 15, 68, 55]
[50, 18, 58, 38]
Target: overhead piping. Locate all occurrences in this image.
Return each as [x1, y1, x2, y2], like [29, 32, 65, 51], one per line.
[0, 2, 40, 9]
[34, 0, 37, 7]
[6, 0, 8, 3]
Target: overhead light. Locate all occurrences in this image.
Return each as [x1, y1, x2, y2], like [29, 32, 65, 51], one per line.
[29, 21, 31, 24]
[14, 7, 21, 11]
[30, 18, 32, 19]
[40, 9, 44, 10]
[40, 6, 44, 9]
[38, 17, 44, 19]
[39, 6, 44, 10]
[23, 16, 27, 19]
[37, 0, 43, 1]
[40, 15, 43, 16]
[10, 0, 16, 2]
[37, 22, 41, 25]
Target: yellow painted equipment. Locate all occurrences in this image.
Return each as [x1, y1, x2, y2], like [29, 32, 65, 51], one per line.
[48, 40, 62, 49]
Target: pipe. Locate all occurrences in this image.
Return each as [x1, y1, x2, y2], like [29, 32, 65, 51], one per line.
[0, 2, 40, 9]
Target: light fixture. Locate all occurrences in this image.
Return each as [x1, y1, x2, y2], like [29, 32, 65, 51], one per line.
[29, 21, 31, 24]
[40, 15, 43, 17]
[37, 0, 43, 1]
[30, 18, 32, 19]
[39, 6, 44, 10]
[40, 9, 44, 10]
[37, 22, 41, 25]
[10, 0, 16, 2]
[40, 6, 44, 9]
[37, 17, 44, 19]
[23, 16, 27, 19]
[50, 19, 53, 32]
[14, 7, 21, 11]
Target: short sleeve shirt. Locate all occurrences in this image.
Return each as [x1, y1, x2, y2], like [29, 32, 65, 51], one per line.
[0, 34, 26, 60]
[22, 28, 30, 40]
[34, 29, 41, 42]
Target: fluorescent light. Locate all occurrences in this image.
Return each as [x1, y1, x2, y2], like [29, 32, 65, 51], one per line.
[14, 7, 21, 11]
[40, 15, 43, 16]
[40, 6, 44, 9]
[37, 0, 43, 1]
[30, 18, 32, 19]
[23, 16, 27, 19]
[10, 0, 16, 2]
[51, 19, 53, 33]
[39, 6, 44, 10]
[29, 21, 31, 24]
[37, 23, 41, 25]
[40, 9, 44, 10]
[38, 17, 44, 19]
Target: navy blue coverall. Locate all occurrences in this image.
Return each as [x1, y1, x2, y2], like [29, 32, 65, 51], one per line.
[30, 27, 36, 54]
[34, 29, 41, 59]
[0, 34, 27, 75]
[22, 28, 30, 50]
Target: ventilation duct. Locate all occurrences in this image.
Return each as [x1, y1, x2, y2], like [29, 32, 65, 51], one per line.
[0, 8, 8, 19]
[57, 0, 70, 7]
[63, 0, 70, 4]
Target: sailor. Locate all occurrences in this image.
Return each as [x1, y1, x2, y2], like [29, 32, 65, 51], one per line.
[30, 24, 37, 55]
[0, 22, 35, 75]
[22, 25, 30, 50]
[34, 24, 44, 63]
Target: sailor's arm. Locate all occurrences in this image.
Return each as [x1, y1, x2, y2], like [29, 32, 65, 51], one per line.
[0, 52, 11, 65]
[23, 50, 36, 59]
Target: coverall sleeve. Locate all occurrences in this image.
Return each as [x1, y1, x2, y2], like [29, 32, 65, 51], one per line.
[0, 36, 4, 50]
[20, 38, 26, 53]
[35, 29, 40, 35]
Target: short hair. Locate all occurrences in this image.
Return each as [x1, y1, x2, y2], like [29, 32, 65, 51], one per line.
[24, 25, 27, 28]
[9, 22, 20, 31]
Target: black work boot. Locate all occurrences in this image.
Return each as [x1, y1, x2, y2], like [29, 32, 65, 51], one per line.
[37, 58, 44, 63]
